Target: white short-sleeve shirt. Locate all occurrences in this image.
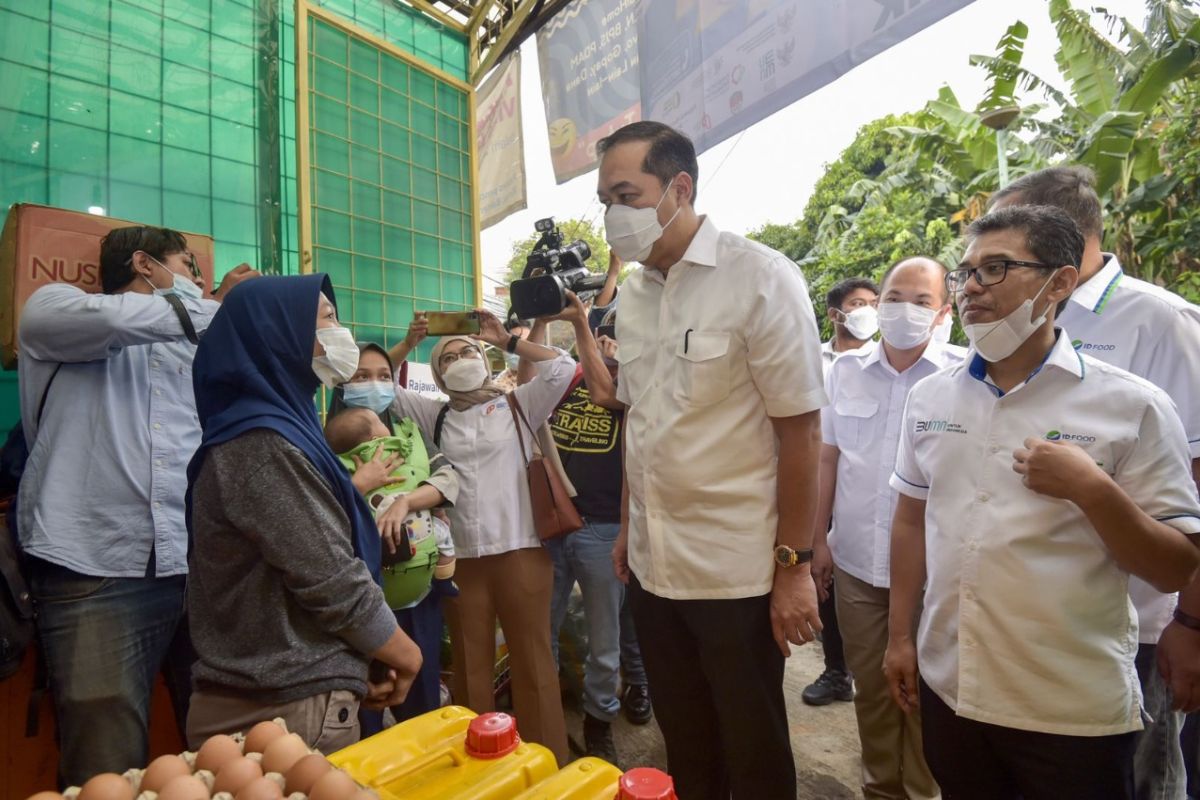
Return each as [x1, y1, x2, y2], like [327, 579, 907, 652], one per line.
[822, 340, 965, 588]
[891, 332, 1200, 736]
[615, 217, 827, 600]
[1060, 254, 1200, 642]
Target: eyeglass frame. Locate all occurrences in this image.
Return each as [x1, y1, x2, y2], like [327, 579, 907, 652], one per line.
[438, 346, 483, 367]
[125, 249, 203, 281]
[946, 259, 1056, 292]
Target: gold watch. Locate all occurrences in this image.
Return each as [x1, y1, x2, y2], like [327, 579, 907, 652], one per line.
[774, 545, 814, 568]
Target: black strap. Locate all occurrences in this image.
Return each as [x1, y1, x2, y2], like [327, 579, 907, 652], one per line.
[433, 404, 450, 447]
[162, 294, 200, 345]
[34, 363, 63, 427]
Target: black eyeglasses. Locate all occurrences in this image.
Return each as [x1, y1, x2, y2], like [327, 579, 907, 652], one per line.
[125, 249, 202, 280]
[946, 260, 1054, 292]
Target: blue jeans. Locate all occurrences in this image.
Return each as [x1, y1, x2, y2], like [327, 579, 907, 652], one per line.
[1135, 643, 1187, 800]
[28, 558, 190, 787]
[548, 519, 623, 722]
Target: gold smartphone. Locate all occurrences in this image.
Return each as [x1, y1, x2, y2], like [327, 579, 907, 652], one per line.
[424, 310, 480, 336]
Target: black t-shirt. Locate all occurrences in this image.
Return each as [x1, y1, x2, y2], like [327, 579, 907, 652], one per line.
[550, 376, 623, 522]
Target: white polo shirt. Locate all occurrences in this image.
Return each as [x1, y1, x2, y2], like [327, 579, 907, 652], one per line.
[615, 216, 827, 600]
[1061, 254, 1200, 642]
[891, 332, 1200, 736]
[823, 339, 965, 588]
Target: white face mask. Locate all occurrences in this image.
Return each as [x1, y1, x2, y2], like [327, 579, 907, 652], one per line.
[311, 326, 359, 387]
[603, 177, 682, 263]
[442, 357, 489, 392]
[878, 302, 940, 350]
[932, 315, 953, 344]
[963, 271, 1058, 363]
[837, 306, 878, 341]
[142, 256, 204, 301]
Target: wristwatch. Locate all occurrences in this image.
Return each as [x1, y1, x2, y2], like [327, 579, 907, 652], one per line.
[506, 334, 521, 354]
[774, 544, 814, 568]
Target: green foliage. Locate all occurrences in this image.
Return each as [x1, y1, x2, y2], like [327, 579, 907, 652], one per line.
[503, 218, 613, 286]
[751, 0, 1200, 323]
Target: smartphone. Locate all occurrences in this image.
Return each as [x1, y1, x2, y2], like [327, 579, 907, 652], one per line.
[596, 324, 616, 340]
[425, 310, 480, 336]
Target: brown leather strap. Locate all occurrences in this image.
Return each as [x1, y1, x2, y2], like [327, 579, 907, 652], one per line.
[507, 393, 541, 460]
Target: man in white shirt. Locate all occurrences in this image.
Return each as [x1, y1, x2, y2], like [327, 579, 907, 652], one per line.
[598, 121, 827, 800]
[813, 257, 963, 799]
[884, 205, 1200, 799]
[990, 166, 1200, 800]
[803, 277, 879, 709]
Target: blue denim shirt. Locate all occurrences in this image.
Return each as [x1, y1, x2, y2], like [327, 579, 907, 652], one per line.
[17, 284, 219, 577]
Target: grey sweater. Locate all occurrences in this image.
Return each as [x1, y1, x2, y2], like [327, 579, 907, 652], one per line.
[188, 429, 397, 703]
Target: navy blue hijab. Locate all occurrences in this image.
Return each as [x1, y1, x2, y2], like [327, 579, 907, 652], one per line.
[186, 274, 381, 582]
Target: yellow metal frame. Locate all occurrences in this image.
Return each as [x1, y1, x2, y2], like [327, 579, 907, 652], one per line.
[467, 0, 536, 85]
[294, 0, 482, 306]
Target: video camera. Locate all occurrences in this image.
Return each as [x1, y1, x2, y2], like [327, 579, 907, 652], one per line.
[509, 217, 606, 319]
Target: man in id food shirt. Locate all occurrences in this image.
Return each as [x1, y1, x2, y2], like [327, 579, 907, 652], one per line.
[598, 121, 826, 800]
[991, 166, 1200, 799]
[884, 205, 1200, 799]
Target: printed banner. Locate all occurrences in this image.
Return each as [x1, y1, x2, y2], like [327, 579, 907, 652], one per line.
[637, 0, 976, 155]
[537, 0, 643, 184]
[476, 52, 527, 228]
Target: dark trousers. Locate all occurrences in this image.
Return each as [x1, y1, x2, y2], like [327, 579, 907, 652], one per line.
[820, 577, 847, 673]
[920, 680, 1137, 800]
[628, 574, 795, 800]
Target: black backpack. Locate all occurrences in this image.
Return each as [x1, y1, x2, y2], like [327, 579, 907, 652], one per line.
[0, 364, 60, 681]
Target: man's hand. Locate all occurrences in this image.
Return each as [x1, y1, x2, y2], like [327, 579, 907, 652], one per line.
[350, 449, 403, 494]
[405, 313, 429, 349]
[1012, 437, 1107, 502]
[612, 525, 630, 584]
[1158, 621, 1200, 712]
[597, 336, 618, 361]
[884, 637, 920, 713]
[544, 291, 587, 325]
[811, 541, 834, 603]
[363, 667, 416, 710]
[769, 565, 821, 657]
[377, 494, 413, 557]
[212, 263, 261, 303]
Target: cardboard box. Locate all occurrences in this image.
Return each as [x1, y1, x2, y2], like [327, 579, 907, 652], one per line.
[0, 204, 217, 369]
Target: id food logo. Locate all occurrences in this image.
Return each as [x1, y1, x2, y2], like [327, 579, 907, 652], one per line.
[1045, 429, 1097, 443]
[1072, 339, 1116, 352]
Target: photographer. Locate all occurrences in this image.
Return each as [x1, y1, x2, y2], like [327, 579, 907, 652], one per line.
[518, 293, 627, 762]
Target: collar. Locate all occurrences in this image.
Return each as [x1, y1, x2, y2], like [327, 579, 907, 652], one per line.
[1069, 253, 1123, 314]
[642, 215, 719, 284]
[865, 338, 953, 375]
[966, 329, 1085, 397]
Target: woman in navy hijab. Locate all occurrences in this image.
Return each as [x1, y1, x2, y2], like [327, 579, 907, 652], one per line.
[183, 274, 421, 751]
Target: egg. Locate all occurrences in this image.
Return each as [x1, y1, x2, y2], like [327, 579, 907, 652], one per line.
[213, 758, 263, 796]
[157, 776, 210, 800]
[79, 774, 135, 800]
[260, 734, 308, 776]
[307, 770, 359, 800]
[234, 778, 283, 800]
[243, 721, 287, 755]
[25, 792, 65, 800]
[283, 754, 332, 795]
[196, 735, 243, 774]
[142, 755, 193, 793]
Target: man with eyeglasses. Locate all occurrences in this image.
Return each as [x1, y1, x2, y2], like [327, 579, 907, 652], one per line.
[17, 226, 258, 785]
[884, 205, 1200, 799]
[989, 166, 1200, 800]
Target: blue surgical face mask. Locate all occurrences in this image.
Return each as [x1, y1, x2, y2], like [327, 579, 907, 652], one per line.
[143, 256, 204, 301]
[342, 380, 396, 414]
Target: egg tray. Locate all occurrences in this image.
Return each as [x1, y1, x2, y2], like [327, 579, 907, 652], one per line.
[57, 718, 377, 800]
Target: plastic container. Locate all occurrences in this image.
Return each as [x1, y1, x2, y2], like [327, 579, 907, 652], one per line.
[617, 768, 678, 800]
[329, 707, 558, 800]
[508, 757, 622, 800]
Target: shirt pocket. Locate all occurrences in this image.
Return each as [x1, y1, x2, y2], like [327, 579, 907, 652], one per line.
[832, 397, 879, 448]
[482, 401, 519, 444]
[674, 331, 732, 406]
